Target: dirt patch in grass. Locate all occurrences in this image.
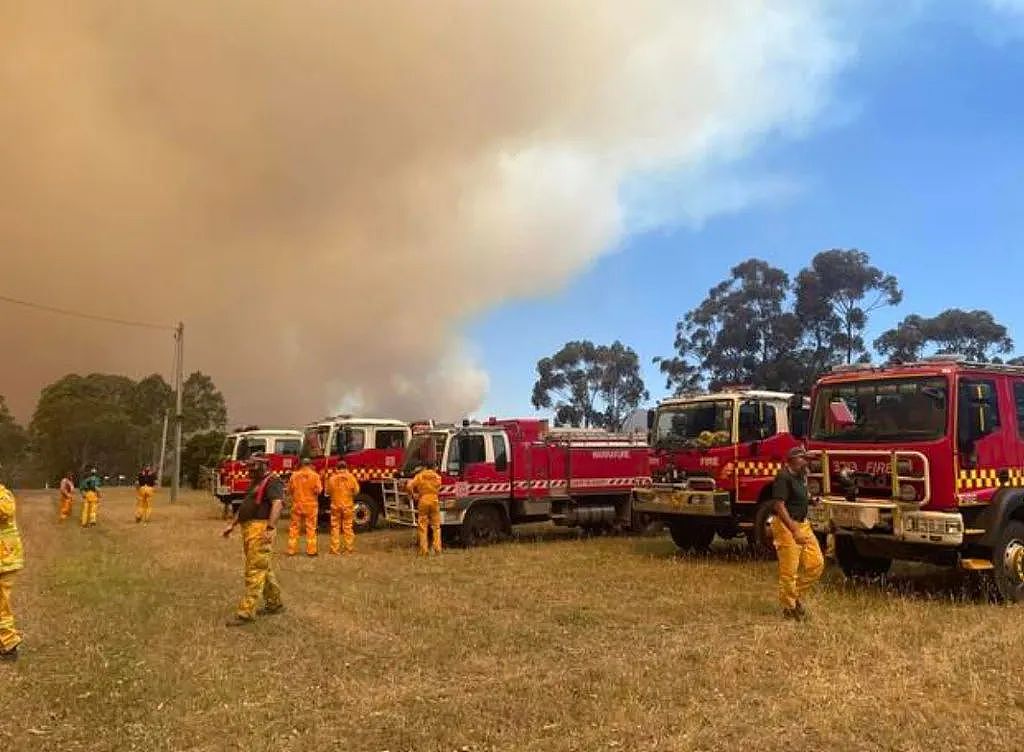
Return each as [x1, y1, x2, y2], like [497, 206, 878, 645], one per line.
[1, 488, 1021, 751]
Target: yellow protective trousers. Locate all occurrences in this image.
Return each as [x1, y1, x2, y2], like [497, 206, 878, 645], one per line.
[287, 503, 319, 556]
[330, 502, 355, 555]
[237, 521, 282, 619]
[0, 571, 20, 653]
[80, 491, 99, 527]
[417, 496, 442, 555]
[135, 486, 155, 523]
[771, 518, 825, 609]
[59, 494, 73, 521]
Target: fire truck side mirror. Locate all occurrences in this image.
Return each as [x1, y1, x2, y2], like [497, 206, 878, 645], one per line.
[646, 410, 655, 431]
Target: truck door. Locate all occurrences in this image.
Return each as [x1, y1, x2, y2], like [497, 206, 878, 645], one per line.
[373, 427, 407, 476]
[735, 399, 784, 504]
[490, 433, 511, 497]
[957, 377, 1009, 488]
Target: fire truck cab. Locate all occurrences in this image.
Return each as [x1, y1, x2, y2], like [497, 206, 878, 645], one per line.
[634, 389, 809, 554]
[215, 427, 303, 513]
[302, 417, 411, 531]
[384, 418, 650, 545]
[808, 356, 1024, 601]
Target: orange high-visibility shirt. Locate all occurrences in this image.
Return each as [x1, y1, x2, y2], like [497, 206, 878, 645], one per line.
[327, 470, 360, 506]
[288, 466, 323, 507]
[408, 469, 442, 502]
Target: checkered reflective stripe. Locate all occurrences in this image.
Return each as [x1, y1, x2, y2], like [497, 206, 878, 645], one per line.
[325, 467, 396, 482]
[957, 467, 1024, 491]
[735, 461, 782, 477]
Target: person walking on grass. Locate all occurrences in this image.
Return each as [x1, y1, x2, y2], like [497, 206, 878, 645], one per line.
[79, 467, 102, 527]
[58, 470, 75, 522]
[223, 456, 285, 627]
[770, 446, 825, 620]
[0, 480, 24, 661]
[135, 465, 158, 523]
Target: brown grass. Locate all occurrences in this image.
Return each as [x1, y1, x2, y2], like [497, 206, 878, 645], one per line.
[1, 487, 1022, 752]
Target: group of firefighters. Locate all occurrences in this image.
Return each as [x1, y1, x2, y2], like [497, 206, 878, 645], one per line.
[0, 445, 810, 657]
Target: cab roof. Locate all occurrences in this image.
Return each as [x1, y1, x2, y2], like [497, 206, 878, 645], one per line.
[816, 357, 1024, 386]
[307, 417, 409, 429]
[659, 389, 793, 407]
[227, 429, 303, 439]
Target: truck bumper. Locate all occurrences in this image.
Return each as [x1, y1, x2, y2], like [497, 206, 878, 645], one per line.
[822, 498, 965, 546]
[633, 485, 732, 518]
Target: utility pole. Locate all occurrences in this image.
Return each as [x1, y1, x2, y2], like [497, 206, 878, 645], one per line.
[171, 322, 184, 502]
[157, 409, 169, 487]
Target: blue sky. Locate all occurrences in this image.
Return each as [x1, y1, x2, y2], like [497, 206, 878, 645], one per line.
[471, 2, 1024, 419]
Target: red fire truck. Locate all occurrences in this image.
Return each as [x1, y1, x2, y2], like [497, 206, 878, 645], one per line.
[383, 418, 651, 544]
[633, 389, 809, 554]
[214, 427, 303, 514]
[302, 416, 411, 531]
[806, 356, 1024, 601]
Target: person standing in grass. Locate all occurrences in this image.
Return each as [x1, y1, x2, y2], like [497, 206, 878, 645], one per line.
[408, 461, 443, 556]
[770, 446, 825, 620]
[135, 465, 158, 523]
[79, 466, 102, 527]
[223, 456, 285, 627]
[286, 458, 323, 557]
[58, 470, 75, 522]
[327, 460, 360, 555]
[0, 481, 24, 660]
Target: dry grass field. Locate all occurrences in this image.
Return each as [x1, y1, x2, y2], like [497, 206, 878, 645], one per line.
[1, 487, 1022, 752]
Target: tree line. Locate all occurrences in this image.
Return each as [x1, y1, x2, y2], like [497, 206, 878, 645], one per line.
[0, 372, 229, 488]
[533, 248, 1019, 430]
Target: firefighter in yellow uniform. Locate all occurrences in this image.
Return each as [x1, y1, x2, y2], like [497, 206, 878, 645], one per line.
[0, 482, 24, 660]
[408, 462, 443, 555]
[327, 460, 360, 555]
[223, 457, 285, 626]
[135, 466, 158, 523]
[770, 446, 825, 620]
[287, 458, 323, 556]
[79, 467, 102, 527]
[58, 471, 75, 521]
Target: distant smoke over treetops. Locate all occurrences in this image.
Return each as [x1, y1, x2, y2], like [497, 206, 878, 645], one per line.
[0, 1, 847, 424]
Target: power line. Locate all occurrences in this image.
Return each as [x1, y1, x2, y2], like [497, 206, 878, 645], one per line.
[0, 293, 174, 331]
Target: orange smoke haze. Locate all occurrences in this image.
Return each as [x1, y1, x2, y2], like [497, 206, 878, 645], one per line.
[0, 1, 845, 425]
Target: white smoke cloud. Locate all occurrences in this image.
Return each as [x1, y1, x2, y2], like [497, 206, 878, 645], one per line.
[0, 1, 850, 425]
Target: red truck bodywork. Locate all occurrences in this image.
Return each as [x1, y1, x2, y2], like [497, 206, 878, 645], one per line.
[806, 358, 1024, 601]
[385, 418, 651, 543]
[635, 390, 806, 553]
[302, 417, 411, 530]
[214, 428, 303, 510]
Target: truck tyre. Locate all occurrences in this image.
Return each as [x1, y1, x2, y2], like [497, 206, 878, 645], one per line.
[667, 521, 714, 553]
[746, 501, 777, 559]
[461, 505, 506, 547]
[353, 493, 379, 533]
[992, 520, 1024, 603]
[835, 536, 891, 580]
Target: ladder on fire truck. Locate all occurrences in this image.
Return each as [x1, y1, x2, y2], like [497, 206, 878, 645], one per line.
[382, 477, 416, 526]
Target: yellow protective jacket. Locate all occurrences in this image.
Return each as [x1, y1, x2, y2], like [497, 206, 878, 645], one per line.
[408, 469, 443, 503]
[327, 470, 360, 508]
[0, 484, 24, 574]
[287, 466, 323, 509]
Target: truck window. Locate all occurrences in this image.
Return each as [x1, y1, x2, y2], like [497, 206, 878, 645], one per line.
[461, 435, 487, 465]
[1014, 382, 1024, 435]
[811, 377, 948, 442]
[492, 435, 508, 471]
[237, 438, 267, 460]
[375, 429, 406, 450]
[334, 428, 365, 454]
[738, 402, 777, 443]
[275, 439, 301, 456]
[220, 436, 238, 460]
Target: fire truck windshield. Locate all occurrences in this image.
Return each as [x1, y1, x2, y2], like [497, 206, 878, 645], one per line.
[654, 400, 734, 448]
[811, 376, 948, 443]
[402, 433, 447, 475]
[303, 426, 331, 458]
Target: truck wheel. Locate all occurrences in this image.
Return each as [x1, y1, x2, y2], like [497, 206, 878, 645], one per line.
[667, 521, 714, 553]
[835, 536, 891, 580]
[746, 501, 777, 559]
[992, 520, 1024, 603]
[461, 505, 506, 547]
[353, 493, 379, 533]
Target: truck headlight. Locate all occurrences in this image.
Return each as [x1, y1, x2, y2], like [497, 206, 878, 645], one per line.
[899, 484, 918, 503]
[807, 479, 822, 496]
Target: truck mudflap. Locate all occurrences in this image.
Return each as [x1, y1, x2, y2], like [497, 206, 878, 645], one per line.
[633, 484, 732, 518]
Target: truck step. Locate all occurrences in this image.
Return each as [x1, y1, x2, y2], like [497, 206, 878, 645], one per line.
[959, 558, 994, 571]
[963, 528, 986, 537]
[737, 522, 754, 530]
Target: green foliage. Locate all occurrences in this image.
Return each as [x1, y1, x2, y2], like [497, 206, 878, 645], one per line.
[0, 396, 29, 483]
[183, 372, 227, 433]
[655, 259, 803, 394]
[181, 430, 226, 488]
[532, 340, 649, 430]
[875, 309, 1014, 363]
